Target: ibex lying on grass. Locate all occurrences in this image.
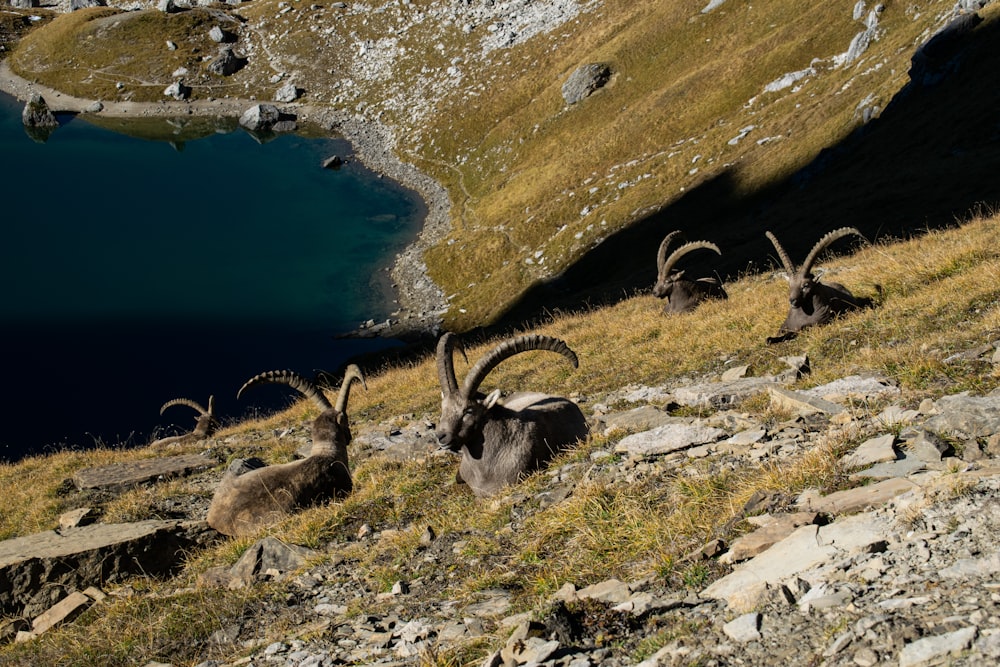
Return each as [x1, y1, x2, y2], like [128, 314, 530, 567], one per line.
[765, 227, 874, 343]
[436, 333, 589, 497]
[151, 396, 219, 447]
[206, 365, 365, 537]
[653, 231, 727, 313]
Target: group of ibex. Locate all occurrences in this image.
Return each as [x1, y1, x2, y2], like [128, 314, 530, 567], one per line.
[155, 226, 874, 537]
[654, 226, 875, 342]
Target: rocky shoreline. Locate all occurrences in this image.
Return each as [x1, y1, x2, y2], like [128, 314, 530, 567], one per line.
[0, 59, 450, 339]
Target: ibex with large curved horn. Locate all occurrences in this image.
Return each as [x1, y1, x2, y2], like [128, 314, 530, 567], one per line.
[151, 396, 219, 447]
[206, 365, 366, 537]
[436, 333, 589, 497]
[765, 227, 874, 343]
[653, 230, 727, 313]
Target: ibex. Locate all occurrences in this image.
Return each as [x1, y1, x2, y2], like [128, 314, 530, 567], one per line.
[653, 230, 727, 313]
[436, 333, 589, 497]
[206, 365, 366, 537]
[765, 227, 873, 343]
[151, 396, 219, 447]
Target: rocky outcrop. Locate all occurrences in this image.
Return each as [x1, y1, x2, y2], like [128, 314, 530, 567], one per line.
[20, 93, 57, 128]
[0, 520, 217, 618]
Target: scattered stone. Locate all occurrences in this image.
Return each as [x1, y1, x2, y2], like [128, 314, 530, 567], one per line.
[275, 81, 301, 102]
[164, 81, 191, 101]
[840, 433, 897, 469]
[322, 155, 343, 169]
[58, 508, 96, 530]
[208, 26, 236, 44]
[899, 627, 977, 666]
[723, 612, 761, 642]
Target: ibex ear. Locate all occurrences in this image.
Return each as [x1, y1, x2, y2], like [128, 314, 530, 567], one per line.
[779, 271, 790, 282]
[484, 389, 502, 409]
[674, 269, 686, 279]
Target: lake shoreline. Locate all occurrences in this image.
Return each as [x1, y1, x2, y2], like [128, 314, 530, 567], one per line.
[0, 59, 450, 341]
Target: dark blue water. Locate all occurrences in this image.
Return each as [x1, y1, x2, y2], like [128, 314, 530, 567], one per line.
[0, 92, 422, 461]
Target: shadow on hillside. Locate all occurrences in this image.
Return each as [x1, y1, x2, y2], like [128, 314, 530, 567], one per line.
[489, 15, 1000, 332]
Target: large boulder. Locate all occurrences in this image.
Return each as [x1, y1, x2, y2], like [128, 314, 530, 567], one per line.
[562, 63, 612, 105]
[239, 103, 281, 131]
[208, 46, 246, 76]
[21, 94, 58, 128]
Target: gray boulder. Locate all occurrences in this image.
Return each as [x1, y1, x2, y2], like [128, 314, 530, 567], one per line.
[9, 0, 38, 8]
[562, 63, 612, 105]
[209, 26, 236, 43]
[275, 81, 301, 103]
[208, 47, 246, 76]
[163, 81, 191, 100]
[239, 103, 281, 131]
[21, 94, 58, 128]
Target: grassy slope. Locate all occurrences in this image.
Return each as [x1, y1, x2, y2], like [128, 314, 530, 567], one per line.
[2, 209, 1000, 664]
[3, 2, 1000, 662]
[9, 1, 997, 330]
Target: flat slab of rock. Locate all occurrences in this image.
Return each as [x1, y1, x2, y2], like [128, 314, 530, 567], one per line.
[797, 477, 919, 515]
[768, 386, 845, 416]
[925, 393, 1000, 439]
[0, 520, 216, 616]
[673, 377, 775, 409]
[614, 423, 726, 457]
[802, 375, 899, 403]
[701, 512, 890, 612]
[73, 454, 215, 490]
[722, 512, 821, 564]
[599, 405, 683, 433]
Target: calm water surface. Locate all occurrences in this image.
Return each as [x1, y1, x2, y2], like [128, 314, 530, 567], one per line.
[0, 92, 422, 461]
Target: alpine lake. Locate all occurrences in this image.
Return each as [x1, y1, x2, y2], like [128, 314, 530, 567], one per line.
[0, 91, 425, 462]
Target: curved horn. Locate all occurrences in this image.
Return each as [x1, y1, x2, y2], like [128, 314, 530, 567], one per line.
[237, 370, 332, 412]
[656, 230, 683, 276]
[206, 395, 215, 416]
[335, 364, 367, 414]
[660, 240, 722, 278]
[460, 334, 579, 399]
[436, 333, 461, 396]
[160, 397, 208, 417]
[765, 231, 796, 275]
[800, 227, 866, 277]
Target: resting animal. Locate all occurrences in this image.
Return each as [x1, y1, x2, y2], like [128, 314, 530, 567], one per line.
[653, 230, 727, 313]
[206, 365, 365, 537]
[436, 333, 589, 496]
[152, 396, 218, 447]
[765, 227, 873, 343]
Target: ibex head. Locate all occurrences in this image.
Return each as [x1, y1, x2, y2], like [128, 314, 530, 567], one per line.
[160, 396, 218, 438]
[435, 333, 579, 452]
[237, 365, 366, 456]
[653, 230, 723, 299]
[766, 227, 866, 308]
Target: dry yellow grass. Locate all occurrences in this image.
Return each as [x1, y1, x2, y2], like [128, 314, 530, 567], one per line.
[4, 210, 1000, 666]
